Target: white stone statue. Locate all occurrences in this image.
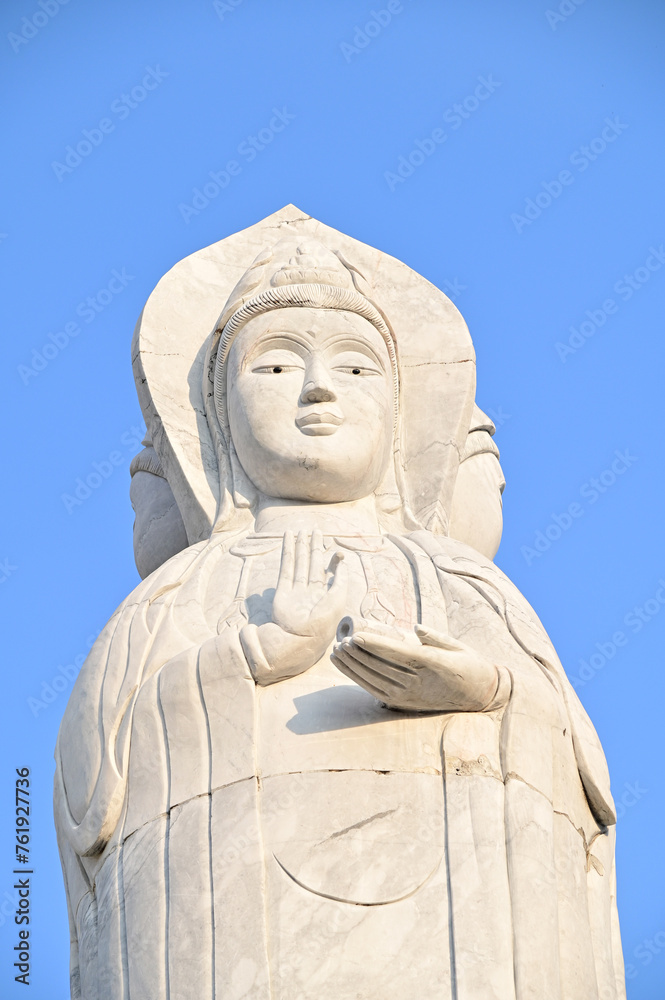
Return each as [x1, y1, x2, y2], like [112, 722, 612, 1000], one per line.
[54, 205, 626, 999]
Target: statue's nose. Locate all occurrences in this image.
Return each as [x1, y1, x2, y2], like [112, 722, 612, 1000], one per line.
[300, 360, 337, 404]
[300, 379, 337, 404]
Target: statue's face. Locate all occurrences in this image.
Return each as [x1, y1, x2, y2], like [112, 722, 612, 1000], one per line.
[226, 307, 394, 502]
[130, 469, 188, 578]
[448, 452, 505, 560]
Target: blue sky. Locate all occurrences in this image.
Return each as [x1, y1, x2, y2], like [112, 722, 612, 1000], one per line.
[1, 1, 664, 996]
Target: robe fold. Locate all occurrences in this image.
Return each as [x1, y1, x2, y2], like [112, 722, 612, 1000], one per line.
[55, 530, 626, 1000]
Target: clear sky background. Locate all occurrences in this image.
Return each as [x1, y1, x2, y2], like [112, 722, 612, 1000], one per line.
[1, 1, 664, 996]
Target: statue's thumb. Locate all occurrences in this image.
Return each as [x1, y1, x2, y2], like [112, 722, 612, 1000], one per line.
[328, 552, 347, 591]
[414, 624, 461, 651]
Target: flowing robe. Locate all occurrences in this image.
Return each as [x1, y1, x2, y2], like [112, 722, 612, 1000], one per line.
[55, 529, 626, 1000]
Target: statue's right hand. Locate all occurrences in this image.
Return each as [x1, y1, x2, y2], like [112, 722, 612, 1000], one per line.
[271, 529, 347, 637]
[240, 529, 347, 685]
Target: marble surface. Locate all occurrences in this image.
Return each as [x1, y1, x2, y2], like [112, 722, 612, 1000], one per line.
[55, 206, 626, 999]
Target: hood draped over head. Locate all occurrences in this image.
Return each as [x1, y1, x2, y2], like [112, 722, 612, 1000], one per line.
[132, 205, 477, 545]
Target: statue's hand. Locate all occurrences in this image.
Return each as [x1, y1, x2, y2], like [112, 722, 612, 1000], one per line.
[271, 529, 347, 637]
[331, 624, 507, 712]
[241, 529, 347, 685]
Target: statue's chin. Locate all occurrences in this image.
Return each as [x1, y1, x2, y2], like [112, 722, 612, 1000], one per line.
[244, 447, 387, 506]
[264, 483, 371, 504]
[298, 424, 339, 436]
[257, 472, 377, 504]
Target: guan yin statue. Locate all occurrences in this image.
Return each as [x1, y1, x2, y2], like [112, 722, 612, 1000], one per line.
[54, 206, 626, 999]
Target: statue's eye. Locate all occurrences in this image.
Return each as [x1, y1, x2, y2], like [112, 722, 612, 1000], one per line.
[251, 356, 304, 374]
[332, 354, 382, 377]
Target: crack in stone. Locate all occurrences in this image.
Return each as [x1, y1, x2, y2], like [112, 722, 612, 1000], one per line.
[320, 807, 399, 844]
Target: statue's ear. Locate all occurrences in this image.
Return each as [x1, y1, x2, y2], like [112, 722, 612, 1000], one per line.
[376, 456, 401, 515]
[228, 440, 256, 509]
[375, 452, 421, 531]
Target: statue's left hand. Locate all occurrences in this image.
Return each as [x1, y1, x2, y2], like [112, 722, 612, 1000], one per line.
[331, 625, 506, 712]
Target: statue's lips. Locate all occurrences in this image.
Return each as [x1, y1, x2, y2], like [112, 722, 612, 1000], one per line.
[296, 411, 343, 436]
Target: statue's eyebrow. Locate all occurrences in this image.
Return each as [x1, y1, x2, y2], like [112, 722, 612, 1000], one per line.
[239, 326, 388, 371]
[323, 334, 387, 371]
[241, 332, 310, 367]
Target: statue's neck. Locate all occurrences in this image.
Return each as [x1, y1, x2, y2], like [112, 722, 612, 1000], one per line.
[254, 495, 381, 536]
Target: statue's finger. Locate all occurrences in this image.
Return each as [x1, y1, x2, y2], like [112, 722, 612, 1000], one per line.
[331, 651, 394, 702]
[353, 631, 427, 670]
[326, 552, 347, 594]
[308, 529, 325, 584]
[326, 549, 345, 573]
[277, 530, 295, 589]
[340, 639, 415, 680]
[335, 645, 408, 692]
[294, 530, 308, 584]
[414, 625, 465, 651]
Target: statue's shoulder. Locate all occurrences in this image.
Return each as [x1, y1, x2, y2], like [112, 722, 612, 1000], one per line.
[405, 528, 552, 638]
[65, 532, 247, 706]
[57, 541, 210, 718]
[114, 537, 213, 617]
[405, 528, 502, 575]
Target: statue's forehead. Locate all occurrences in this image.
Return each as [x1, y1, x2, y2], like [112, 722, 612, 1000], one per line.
[231, 307, 387, 351]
